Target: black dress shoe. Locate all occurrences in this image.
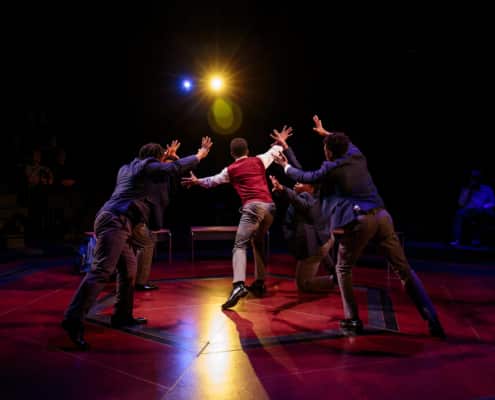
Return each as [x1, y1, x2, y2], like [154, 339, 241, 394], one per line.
[340, 318, 364, 334]
[111, 316, 148, 328]
[247, 280, 266, 297]
[135, 282, 159, 291]
[222, 284, 248, 309]
[61, 320, 89, 350]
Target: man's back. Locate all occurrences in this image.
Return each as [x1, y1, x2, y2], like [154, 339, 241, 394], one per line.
[326, 145, 384, 210]
[100, 158, 150, 217]
[227, 157, 273, 206]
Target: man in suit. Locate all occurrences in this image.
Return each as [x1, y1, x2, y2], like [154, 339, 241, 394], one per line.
[275, 116, 445, 338]
[269, 127, 335, 291]
[62, 137, 212, 349]
[134, 140, 181, 291]
[271, 175, 335, 292]
[182, 135, 285, 309]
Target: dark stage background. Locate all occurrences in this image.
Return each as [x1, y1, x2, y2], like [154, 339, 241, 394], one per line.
[3, 3, 494, 247]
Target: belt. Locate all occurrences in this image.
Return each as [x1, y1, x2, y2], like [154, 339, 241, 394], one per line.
[353, 205, 382, 215]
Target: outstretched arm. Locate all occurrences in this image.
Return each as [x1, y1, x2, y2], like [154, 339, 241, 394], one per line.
[257, 145, 284, 169]
[147, 136, 213, 177]
[269, 125, 303, 169]
[273, 152, 350, 184]
[284, 147, 303, 169]
[269, 175, 313, 213]
[182, 167, 230, 189]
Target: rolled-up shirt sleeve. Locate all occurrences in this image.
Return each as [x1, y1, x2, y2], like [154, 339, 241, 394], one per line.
[257, 145, 284, 169]
[198, 167, 230, 188]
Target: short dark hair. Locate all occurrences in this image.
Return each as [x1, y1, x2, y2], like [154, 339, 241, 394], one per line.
[323, 132, 350, 159]
[230, 138, 249, 158]
[138, 143, 164, 160]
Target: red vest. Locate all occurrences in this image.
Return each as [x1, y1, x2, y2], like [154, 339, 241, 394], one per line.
[227, 157, 273, 206]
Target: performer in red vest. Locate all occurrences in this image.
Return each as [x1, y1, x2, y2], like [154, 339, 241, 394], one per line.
[182, 129, 289, 308]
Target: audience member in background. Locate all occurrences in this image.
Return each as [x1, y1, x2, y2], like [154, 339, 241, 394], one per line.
[24, 148, 53, 187]
[51, 148, 77, 188]
[451, 169, 495, 246]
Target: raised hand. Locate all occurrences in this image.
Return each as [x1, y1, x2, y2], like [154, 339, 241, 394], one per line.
[202, 136, 213, 150]
[270, 125, 293, 149]
[181, 171, 199, 188]
[196, 136, 213, 160]
[165, 140, 181, 159]
[269, 175, 284, 192]
[312, 115, 331, 136]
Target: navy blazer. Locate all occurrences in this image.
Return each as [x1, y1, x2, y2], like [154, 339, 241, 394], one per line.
[99, 155, 199, 225]
[286, 143, 384, 230]
[279, 147, 329, 259]
[282, 187, 330, 260]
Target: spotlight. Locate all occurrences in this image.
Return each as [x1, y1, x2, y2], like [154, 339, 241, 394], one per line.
[181, 79, 193, 91]
[209, 76, 224, 92]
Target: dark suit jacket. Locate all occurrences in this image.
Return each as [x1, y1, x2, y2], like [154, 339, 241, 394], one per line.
[282, 188, 329, 260]
[143, 175, 170, 231]
[280, 147, 329, 259]
[286, 143, 384, 230]
[99, 155, 198, 226]
[283, 147, 303, 170]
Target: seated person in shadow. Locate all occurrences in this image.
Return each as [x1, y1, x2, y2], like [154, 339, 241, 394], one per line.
[51, 147, 77, 188]
[451, 169, 495, 246]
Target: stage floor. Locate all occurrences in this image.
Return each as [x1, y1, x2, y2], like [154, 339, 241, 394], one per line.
[1, 253, 494, 399]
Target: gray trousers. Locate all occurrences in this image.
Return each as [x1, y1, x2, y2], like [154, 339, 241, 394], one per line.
[336, 208, 438, 322]
[295, 238, 335, 292]
[64, 211, 139, 324]
[232, 201, 275, 283]
[133, 223, 156, 286]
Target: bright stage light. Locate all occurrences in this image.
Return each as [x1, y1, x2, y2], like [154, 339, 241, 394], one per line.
[209, 76, 224, 92]
[181, 79, 193, 91]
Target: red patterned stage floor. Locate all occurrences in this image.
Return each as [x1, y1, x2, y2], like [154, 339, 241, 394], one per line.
[1, 254, 494, 399]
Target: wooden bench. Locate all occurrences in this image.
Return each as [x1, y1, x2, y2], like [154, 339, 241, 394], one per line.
[84, 228, 172, 264]
[190, 226, 270, 262]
